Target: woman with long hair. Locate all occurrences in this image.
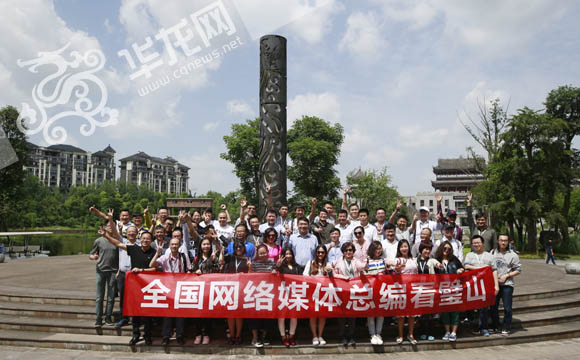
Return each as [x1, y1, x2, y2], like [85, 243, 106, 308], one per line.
[434, 240, 464, 341]
[393, 239, 418, 345]
[219, 240, 250, 345]
[276, 247, 303, 347]
[190, 237, 220, 344]
[365, 241, 388, 345]
[333, 241, 367, 346]
[303, 244, 333, 346]
[248, 244, 277, 347]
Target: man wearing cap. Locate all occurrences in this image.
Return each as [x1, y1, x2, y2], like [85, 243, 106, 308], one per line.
[467, 193, 497, 252]
[411, 201, 442, 247]
[435, 223, 464, 262]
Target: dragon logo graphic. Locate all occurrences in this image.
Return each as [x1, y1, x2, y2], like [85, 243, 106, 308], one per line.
[16, 43, 118, 145]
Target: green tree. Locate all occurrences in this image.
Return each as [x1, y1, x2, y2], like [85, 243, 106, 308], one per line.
[0, 106, 31, 231]
[287, 116, 344, 200]
[345, 167, 400, 214]
[220, 118, 260, 204]
[478, 107, 567, 252]
[545, 85, 580, 246]
[461, 98, 509, 166]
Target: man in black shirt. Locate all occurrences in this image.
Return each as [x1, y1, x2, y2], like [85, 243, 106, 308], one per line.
[100, 221, 156, 346]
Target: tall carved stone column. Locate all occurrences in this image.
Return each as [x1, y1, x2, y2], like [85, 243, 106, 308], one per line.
[258, 35, 287, 220]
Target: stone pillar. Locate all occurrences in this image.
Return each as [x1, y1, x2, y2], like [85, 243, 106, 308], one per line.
[258, 35, 287, 220]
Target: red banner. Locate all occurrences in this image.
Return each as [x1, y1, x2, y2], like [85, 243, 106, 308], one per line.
[123, 267, 495, 318]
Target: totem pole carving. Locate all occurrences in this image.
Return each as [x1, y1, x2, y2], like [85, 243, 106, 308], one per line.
[258, 35, 287, 220]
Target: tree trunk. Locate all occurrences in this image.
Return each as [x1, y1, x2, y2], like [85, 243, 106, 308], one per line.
[516, 222, 524, 248]
[508, 220, 515, 248]
[527, 218, 537, 253]
[561, 140, 573, 246]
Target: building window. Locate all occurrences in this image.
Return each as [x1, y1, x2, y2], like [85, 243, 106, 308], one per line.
[420, 200, 424, 206]
[429, 200, 433, 206]
[445, 200, 449, 207]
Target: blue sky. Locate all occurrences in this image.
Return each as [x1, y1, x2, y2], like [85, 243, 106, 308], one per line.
[1, 0, 579, 197]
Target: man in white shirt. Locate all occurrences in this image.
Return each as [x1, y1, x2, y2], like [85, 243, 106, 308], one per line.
[380, 223, 399, 261]
[411, 206, 442, 247]
[336, 209, 353, 243]
[259, 209, 285, 244]
[358, 208, 379, 243]
[214, 211, 234, 244]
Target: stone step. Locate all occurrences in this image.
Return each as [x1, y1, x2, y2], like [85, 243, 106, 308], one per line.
[0, 293, 93, 307]
[0, 301, 94, 319]
[0, 314, 133, 336]
[511, 306, 580, 328]
[509, 292, 580, 314]
[0, 305, 578, 340]
[1, 321, 580, 355]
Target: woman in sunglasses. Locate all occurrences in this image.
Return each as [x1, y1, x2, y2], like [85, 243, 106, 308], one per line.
[276, 247, 303, 347]
[333, 241, 368, 346]
[219, 240, 250, 345]
[393, 239, 418, 345]
[352, 226, 370, 263]
[303, 245, 333, 346]
[263, 227, 283, 262]
[434, 240, 464, 342]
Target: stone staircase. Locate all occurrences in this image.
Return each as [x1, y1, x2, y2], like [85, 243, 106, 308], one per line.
[1, 257, 579, 354]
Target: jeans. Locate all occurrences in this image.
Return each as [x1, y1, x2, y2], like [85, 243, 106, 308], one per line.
[491, 285, 514, 330]
[479, 306, 490, 330]
[546, 252, 556, 265]
[117, 271, 126, 316]
[96, 269, 116, 321]
[367, 317, 384, 336]
[162, 317, 185, 339]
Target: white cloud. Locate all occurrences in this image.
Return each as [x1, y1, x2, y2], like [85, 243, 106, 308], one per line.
[227, 99, 254, 117]
[398, 124, 450, 148]
[379, 0, 437, 30]
[287, 92, 341, 126]
[379, 0, 569, 55]
[234, 0, 343, 43]
[178, 149, 238, 195]
[203, 121, 219, 132]
[339, 11, 386, 62]
[103, 18, 114, 34]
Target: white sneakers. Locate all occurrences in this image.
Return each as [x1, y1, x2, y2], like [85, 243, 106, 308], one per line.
[370, 335, 384, 345]
[312, 337, 326, 346]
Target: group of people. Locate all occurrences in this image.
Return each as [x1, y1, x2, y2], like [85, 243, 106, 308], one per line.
[88, 190, 521, 347]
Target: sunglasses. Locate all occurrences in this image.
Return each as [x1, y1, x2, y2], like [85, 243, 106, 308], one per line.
[443, 247, 451, 251]
[354, 232, 363, 236]
[343, 248, 354, 252]
[316, 251, 326, 254]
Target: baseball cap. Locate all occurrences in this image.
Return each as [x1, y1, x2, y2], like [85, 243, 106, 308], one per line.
[419, 206, 430, 212]
[446, 210, 457, 217]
